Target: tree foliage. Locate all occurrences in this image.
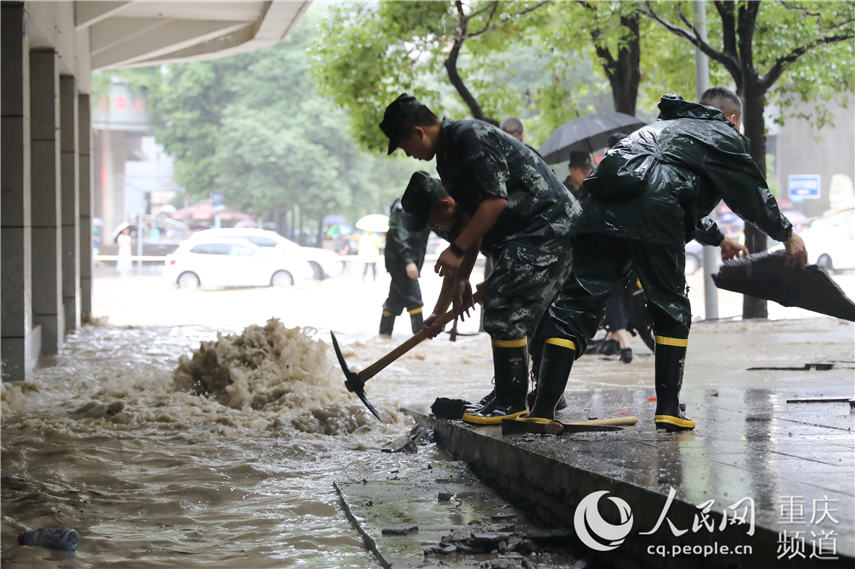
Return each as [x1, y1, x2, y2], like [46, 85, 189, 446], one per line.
[308, 0, 725, 152]
[309, 1, 553, 153]
[93, 8, 421, 240]
[644, 0, 855, 318]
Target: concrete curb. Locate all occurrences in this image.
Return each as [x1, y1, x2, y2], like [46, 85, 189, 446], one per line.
[407, 408, 853, 569]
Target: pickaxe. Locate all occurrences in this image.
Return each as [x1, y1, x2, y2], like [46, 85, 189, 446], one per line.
[331, 287, 486, 421]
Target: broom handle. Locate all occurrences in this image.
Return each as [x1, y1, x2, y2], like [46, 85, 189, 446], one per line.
[567, 416, 638, 426]
[358, 287, 486, 382]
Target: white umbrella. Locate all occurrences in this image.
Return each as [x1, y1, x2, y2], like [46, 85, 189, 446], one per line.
[355, 214, 389, 233]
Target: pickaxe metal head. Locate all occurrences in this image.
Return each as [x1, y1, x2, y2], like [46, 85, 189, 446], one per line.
[330, 331, 383, 421]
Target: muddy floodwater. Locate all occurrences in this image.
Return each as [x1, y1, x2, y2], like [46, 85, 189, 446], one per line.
[2, 266, 854, 568]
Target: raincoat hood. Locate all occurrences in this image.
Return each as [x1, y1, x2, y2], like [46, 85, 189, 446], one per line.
[577, 94, 792, 248]
[657, 93, 728, 122]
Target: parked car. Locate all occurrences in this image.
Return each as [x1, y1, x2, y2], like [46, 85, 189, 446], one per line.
[163, 238, 312, 289]
[188, 228, 344, 279]
[785, 213, 855, 273]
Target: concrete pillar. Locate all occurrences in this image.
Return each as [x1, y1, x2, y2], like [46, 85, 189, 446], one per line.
[1, 2, 33, 381]
[78, 94, 94, 321]
[30, 50, 63, 355]
[60, 75, 80, 330]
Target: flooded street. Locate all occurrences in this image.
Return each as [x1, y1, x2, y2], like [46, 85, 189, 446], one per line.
[2, 262, 854, 568]
[2, 324, 392, 568]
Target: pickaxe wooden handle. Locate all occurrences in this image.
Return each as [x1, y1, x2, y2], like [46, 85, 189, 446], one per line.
[358, 287, 485, 383]
[331, 286, 485, 421]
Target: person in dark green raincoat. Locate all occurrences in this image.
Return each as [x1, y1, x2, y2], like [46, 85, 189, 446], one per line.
[380, 95, 581, 425]
[526, 89, 807, 431]
[380, 197, 430, 336]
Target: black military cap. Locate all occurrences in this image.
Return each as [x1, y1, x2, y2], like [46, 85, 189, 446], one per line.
[569, 151, 593, 170]
[379, 93, 424, 155]
[401, 171, 444, 230]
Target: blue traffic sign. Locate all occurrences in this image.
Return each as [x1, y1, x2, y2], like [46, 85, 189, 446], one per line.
[211, 191, 225, 213]
[787, 174, 821, 202]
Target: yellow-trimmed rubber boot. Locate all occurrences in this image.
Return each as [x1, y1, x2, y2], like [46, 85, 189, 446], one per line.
[409, 308, 424, 334]
[653, 336, 695, 432]
[463, 339, 529, 425]
[526, 338, 576, 421]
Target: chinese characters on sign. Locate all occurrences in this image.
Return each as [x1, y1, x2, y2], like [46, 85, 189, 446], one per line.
[639, 486, 755, 538]
[777, 495, 840, 560]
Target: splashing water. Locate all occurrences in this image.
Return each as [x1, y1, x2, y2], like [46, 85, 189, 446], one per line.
[0, 321, 426, 569]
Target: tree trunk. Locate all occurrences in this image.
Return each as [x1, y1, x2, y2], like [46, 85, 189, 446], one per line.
[274, 207, 283, 235]
[740, 82, 769, 319]
[292, 204, 299, 243]
[444, 40, 496, 124]
[612, 14, 641, 116]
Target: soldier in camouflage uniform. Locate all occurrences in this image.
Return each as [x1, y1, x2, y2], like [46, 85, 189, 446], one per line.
[527, 90, 807, 431]
[380, 197, 430, 336]
[381, 94, 581, 424]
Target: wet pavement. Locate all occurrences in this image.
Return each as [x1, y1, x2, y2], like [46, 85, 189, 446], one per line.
[335, 443, 585, 568]
[4, 267, 853, 568]
[406, 374, 854, 567]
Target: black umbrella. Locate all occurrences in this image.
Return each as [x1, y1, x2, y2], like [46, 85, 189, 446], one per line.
[711, 250, 855, 321]
[538, 112, 646, 164]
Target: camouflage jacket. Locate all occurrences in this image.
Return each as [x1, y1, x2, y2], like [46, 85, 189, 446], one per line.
[578, 94, 792, 248]
[435, 119, 581, 256]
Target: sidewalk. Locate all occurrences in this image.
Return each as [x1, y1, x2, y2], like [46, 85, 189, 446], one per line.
[397, 318, 854, 568]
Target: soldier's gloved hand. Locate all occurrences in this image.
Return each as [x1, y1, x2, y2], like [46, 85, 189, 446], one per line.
[784, 233, 807, 269]
[405, 262, 419, 280]
[435, 247, 463, 278]
[719, 237, 749, 261]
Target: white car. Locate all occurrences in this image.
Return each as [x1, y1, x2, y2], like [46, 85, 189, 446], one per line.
[189, 228, 344, 279]
[797, 215, 855, 272]
[163, 238, 312, 289]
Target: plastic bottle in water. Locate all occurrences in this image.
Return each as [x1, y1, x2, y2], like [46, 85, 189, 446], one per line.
[17, 528, 79, 550]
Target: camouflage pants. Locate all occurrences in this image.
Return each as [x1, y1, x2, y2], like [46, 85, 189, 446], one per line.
[483, 235, 575, 341]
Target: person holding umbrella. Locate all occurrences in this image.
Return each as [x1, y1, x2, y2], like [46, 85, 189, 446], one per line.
[358, 231, 381, 281]
[563, 151, 594, 207]
[355, 214, 389, 282]
[380, 94, 581, 424]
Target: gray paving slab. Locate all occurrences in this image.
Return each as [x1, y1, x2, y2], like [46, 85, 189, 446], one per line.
[335, 449, 587, 568]
[406, 384, 854, 568]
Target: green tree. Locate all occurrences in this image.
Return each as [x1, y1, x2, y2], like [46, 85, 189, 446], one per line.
[525, 0, 725, 124]
[309, 1, 550, 153]
[645, 0, 855, 318]
[149, 57, 250, 199]
[96, 8, 421, 243]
